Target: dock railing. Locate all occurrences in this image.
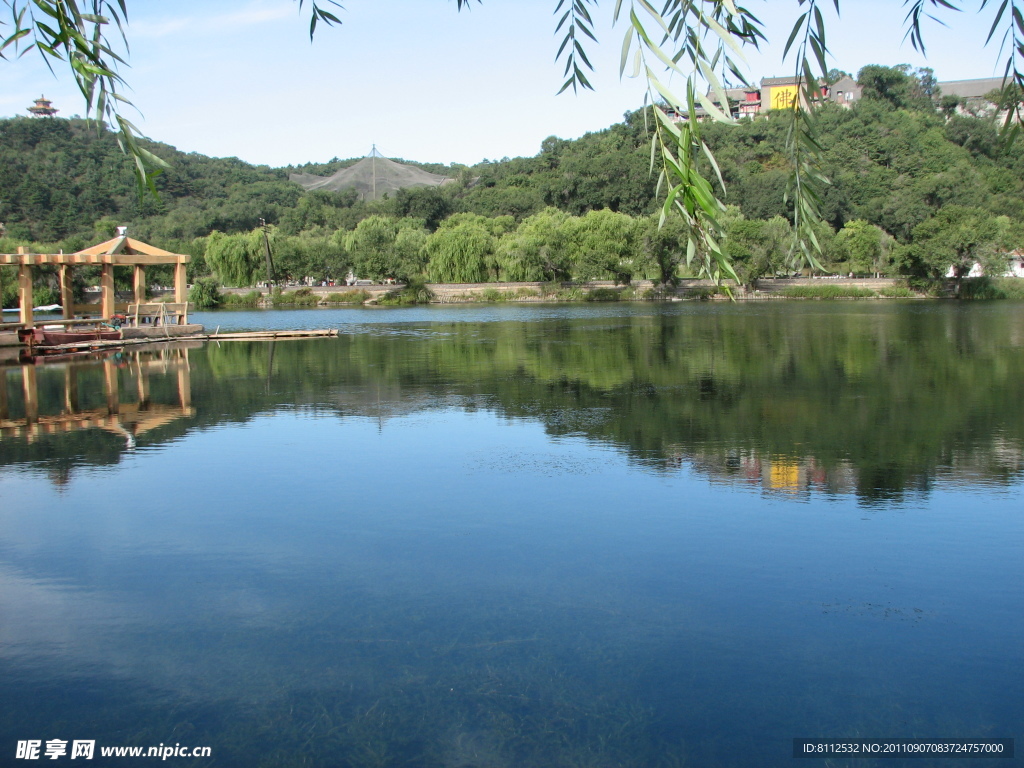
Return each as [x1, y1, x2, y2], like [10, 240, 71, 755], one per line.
[126, 302, 189, 327]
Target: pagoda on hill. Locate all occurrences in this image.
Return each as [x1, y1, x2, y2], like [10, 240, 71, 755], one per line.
[27, 95, 58, 117]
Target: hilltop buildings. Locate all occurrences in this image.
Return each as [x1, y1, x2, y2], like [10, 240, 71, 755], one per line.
[26, 96, 58, 117]
[697, 74, 1007, 119]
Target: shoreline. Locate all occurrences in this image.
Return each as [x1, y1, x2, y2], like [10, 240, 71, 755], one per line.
[218, 277, 924, 307]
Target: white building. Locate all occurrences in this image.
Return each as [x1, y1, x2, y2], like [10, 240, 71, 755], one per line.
[946, 252, 1024, 278]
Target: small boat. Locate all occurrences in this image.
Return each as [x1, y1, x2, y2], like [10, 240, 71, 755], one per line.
[18, 324, 123, 349]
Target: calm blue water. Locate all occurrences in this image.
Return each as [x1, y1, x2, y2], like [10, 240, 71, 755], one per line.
[1, 302, 1021, 767]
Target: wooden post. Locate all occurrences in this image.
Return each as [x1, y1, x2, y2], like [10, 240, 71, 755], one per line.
[136, 364, 150, 409]
[59, 265, 74, 320]
[174, 261, 188, 307]
[18, 264, 33, 326]
[22, 364, 38, 424]
[134, 265, 146, 305]
[100, 264, 115, 320]
[0, 371, 8, 420]
[177, 357, 191, 411]
[103, 358, 119, 414]
[64, 366, 79, 414]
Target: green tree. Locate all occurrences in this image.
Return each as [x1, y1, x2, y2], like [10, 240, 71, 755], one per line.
[203, 230, 263, 286]
[836, 220, 894, 276]
[640, 213, 688, 287]
[900, 206, 1005, 293]
[425, 215, 496, 283]
[493, 208, 573, 282]
[392, 224, 429, 282]
[345, 216, 399, 282]
[565, 209, 641, 284]
[391, 187, 452, 232]
[188, 277, 222, 309]
[857, 64, 934, 111]
[291, 231, 350, 283]
[720, 207, 792, 287]
[940, 94, 962, 117]
[343, 216, 428, 282]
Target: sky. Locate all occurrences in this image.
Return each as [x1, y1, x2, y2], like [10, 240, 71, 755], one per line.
[0, 0, 1014, 169]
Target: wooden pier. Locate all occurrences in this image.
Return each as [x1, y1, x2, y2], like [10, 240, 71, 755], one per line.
[2, 328, 339, 359]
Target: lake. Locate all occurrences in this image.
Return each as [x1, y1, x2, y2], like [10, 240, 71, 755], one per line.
[1, 301, 1021, 767]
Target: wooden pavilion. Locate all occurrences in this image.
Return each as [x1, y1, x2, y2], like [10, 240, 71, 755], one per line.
[1, 232, 190, 328]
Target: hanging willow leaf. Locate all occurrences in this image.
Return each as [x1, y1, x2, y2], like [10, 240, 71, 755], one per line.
[299, 0, 343, 42]
[554, 0, 599, 93]
[980, 0, 1024, 142]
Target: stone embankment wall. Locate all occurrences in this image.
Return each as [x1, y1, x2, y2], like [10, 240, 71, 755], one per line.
[423, 280, 657, 301]
[423, 277, 900, 301]
[750, 277, 897, 291]
[219, 276, 902, 303]
[218, 285, 394, 298]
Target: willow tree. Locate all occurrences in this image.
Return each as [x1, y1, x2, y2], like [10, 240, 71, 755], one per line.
[5, 0, 1024, 282]
[641, 212, 690, 287]
[203, 230, 263, 287]
[494, 208, 574, 282]
[565, 209, 643, 284]
[344, 216, 429, 282]
[425, 214, 504, 283]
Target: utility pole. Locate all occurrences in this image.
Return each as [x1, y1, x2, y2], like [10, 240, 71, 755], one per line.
[371, 144, 377, 202]
[259, 218, 276, 290]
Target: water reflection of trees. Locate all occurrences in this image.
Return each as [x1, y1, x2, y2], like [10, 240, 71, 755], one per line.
[4, 306, 1023, 499]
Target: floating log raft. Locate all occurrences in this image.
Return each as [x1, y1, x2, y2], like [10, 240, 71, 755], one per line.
[206, 329, 339, 341]
[16, 328, 339, 357]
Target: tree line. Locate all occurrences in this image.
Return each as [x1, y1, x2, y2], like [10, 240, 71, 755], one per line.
[3, 63, 1024, 297]
[191, 208, 900, 288]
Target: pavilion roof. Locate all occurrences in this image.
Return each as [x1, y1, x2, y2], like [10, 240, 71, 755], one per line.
[75, 235, 181, 258]
[1, 235, 188, 266]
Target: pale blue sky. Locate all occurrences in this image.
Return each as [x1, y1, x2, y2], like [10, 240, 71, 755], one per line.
[0, 1, 1011, 168]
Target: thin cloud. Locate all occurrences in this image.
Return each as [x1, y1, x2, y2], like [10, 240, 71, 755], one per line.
[131, 4, 296, 40]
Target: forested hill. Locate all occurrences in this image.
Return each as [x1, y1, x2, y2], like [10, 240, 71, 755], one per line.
[0, 110, 654, 250]
[2, 91, 1023, 266]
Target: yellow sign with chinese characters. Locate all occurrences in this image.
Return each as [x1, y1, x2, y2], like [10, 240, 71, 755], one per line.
[769, 84, 799, 110]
